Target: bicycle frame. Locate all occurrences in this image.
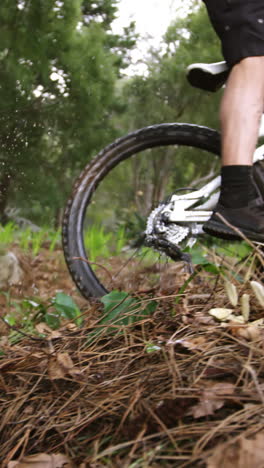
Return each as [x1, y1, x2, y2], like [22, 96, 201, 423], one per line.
[164, 143, 264, 224]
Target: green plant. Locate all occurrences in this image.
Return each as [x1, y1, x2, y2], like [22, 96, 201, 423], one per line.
[30, 230, 47, 256]
[49, 292, 82, 327]
[84, 224, 127, 261]
[0, 222, 17, 245]
[172, 244, 222, 308]
[17, 227, 61, 255]
[115, 225, 127, 255]
[86, 290, 157, 344]
[19, 227, 32, 251]
[3, 292, 82, 340]
[4, 298, 47, 336]
[48, 228, 61, 252]
[84, 225, 112, 261]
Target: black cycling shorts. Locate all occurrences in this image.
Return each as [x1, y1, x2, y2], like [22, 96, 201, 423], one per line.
[203, 0, 264, 67]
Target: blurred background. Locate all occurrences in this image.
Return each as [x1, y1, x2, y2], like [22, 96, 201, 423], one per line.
[0, 0, 222, 230]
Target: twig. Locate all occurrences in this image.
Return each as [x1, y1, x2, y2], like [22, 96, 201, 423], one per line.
[72, 256, 114, 283]
[244, 364, 264, 405]
[215, 212, 264, 266]
[0, 316, 46, 342]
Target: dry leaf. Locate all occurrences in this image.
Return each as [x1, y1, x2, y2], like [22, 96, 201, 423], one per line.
[48, 352, 81, 380]
[57, 352, 75, 370]
[35, 323, 62, 339]
[209, 308, 234, 321]
[65, 323, 78, 331]
[229, 315, 246, 324]
[192, 396, 224, 418]
[250, 281, 264, 308]
[224, 281, 238, 307]
[48, 357, 66, 380]
[230, 318, 264, 341]
[168, 336, 207, 351]
[8, 452, 74, 467]
[237, 325, 261, 341]
[252, 318, 264, 326]
[191, 382, 235, 419]
[207, 431, 264, 468]
[241, 294, 250, 322]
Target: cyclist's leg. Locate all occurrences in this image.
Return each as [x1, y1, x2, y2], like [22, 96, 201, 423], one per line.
[203, 0, 264, 241]
[221, 56, 264, 167]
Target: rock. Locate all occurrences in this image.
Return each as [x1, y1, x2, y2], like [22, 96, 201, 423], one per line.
[0, 252, 23, 288]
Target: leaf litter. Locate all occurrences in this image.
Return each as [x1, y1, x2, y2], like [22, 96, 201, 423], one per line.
[0, 246, 264, 467]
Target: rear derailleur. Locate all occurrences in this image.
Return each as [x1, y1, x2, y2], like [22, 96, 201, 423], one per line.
[144, 177, 221, 265]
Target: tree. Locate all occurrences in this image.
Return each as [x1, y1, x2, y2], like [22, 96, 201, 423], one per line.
[0, 0, 136, 225]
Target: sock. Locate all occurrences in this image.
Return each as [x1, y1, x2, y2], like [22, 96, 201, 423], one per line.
[219, 165, 258, 208]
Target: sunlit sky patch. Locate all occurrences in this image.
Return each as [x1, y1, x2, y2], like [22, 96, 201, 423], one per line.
[112, 0, 189, 75]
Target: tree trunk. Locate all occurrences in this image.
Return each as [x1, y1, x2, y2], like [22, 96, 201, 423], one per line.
[0, 170, 12, 225]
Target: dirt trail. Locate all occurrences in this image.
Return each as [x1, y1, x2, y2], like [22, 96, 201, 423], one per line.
[0, 247, 87, 311]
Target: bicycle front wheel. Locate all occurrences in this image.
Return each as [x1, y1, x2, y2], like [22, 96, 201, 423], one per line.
[62, 123, 221, 299]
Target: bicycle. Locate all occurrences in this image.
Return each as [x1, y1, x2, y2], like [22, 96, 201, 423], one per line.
[62, 61, 264, 299]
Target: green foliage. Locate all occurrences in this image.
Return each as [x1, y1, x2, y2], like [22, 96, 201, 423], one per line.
[30, 230, 47, 256]
[3, 287, 157, 344]
[48, 229, 61, 252]
[0, 0, 136, 225]
[0, 222, 17, 244]
[100, 290, 157, 325]
[51, 292, 82, 326]
[52, 292, 80, 320]
[84, 224, 127, 261]
[187, 240, 253, 276]
[19, 227, 33, 251]
[86, 290, 157, 344]
[0, 223, 61, 254]
[188, 246, 221, 274]
[216, 241, 252, 261]
[0, 0, 224, 231]
[4, 291, 82, 337]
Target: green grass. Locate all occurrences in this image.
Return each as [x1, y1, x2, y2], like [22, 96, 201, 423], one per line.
[3, 291, 83, 344]
[0, 221, 128, 261]
[0, 222, 17, 245]
[0, 222, 61, 255]
[84, 224, 127, 261]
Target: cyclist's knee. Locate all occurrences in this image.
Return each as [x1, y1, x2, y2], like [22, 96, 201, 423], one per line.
[234, 56, 264, 77]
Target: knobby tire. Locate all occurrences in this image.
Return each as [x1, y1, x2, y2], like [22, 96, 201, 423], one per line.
[62, 123, 221, 299]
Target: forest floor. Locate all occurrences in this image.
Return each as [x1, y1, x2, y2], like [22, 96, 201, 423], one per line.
[0, 245, 264, 468]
